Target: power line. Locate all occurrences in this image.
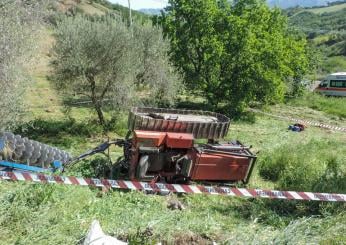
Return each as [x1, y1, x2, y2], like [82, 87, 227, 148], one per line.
[127, 0, 132, 27]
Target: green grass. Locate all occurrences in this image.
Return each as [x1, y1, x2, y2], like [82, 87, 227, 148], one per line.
[77, 2, 106, 15]
[288, 92, 346, 119]
[258, 139, 346, 192]
[5, 99, 345, 244]
[2, 99, 346, 243]
[12, 64, 346, 243]
[0, 181, 345, 244]
[308, 3, 346, 14]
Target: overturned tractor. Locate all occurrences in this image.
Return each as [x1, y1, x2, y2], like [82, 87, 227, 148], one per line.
[0, 108, 256, 184]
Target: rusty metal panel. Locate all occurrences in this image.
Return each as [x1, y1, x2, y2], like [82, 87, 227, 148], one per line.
[128, 107, 230, 139]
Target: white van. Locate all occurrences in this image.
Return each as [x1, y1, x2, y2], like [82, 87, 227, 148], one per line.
[315, 72, 346, 97]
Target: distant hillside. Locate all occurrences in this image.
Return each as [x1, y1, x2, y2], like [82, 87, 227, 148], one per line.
[268, 0, 342, 8]
[139, 8, 162, 15]
[287, 1, 346, 73]
[103, 0, 346, 14]
[56, 0, 150, 22]
[288, 5, 346, 54]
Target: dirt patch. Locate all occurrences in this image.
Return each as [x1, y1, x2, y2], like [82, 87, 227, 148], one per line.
[168, 233, 213, 245]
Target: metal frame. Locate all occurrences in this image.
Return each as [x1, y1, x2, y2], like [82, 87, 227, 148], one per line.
[0, 160, 62, 173]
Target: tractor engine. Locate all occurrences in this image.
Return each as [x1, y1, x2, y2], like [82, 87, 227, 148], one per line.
[127, 108, 256, 184]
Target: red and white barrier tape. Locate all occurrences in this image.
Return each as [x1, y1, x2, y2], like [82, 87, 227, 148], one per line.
[0, 171, 345, 202]
[249, 108, 346, 132]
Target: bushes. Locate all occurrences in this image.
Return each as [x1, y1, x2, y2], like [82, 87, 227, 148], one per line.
[258, 139, 346, 193]
[15, 118, 103, 139]
[254, 139, 345, 222]
[314, 157, 346, 194]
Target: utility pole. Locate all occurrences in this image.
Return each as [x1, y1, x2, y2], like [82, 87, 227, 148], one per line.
[127, 0, 132, 27]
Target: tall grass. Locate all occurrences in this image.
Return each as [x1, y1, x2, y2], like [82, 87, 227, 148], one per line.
[258, 139, 346, 193]
[0, 181, 344, 244]
[289, 92, 346, 118]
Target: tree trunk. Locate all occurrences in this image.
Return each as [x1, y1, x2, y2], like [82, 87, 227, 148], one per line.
[94, 103, 105, 126]
[88, 74, 106, 127]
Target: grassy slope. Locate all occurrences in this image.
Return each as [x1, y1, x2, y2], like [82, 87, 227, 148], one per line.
[77, 2, 106, 15]
[308, 2, 346, 13]
[0, 3, 345, 244]
[287, 3, 346, 76]
[1, 108, 345, 244]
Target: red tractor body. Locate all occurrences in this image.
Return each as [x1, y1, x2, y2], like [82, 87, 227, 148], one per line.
[67, 107, 256, 185]
[129, 129, 256, 184]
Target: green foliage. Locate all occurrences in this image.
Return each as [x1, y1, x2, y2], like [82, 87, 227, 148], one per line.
[0, 0, 47, 130]
[289, 10, 346, 34]
[51, 15, 135, 126]
[90, 0, 150, 23]
[13, 118, 103, 153]
[126, 227, 157, 245]
[133, 23, 183, 107]
[258, 139, 346, 193]
[314, 157, 346, 193]
[288, 7, 346, 60]
[257, 138, 345, 220]
[321, 55, 346, 74]
[69, 156, 114, 178]
[51, 15, 181, 128]
[15, 118, 103, 139]
[158, 0, 310, 115]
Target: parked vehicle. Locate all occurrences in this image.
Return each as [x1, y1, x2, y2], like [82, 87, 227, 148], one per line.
[314, 72, 346, 97]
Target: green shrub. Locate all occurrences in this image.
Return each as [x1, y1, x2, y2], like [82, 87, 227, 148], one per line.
[255, 139, 345, 221]
[15, 118, 104, 139]
[313, 157, 346, 194]
[108, 112, 129, 137]
[258, 139, 345, 193]
[68, 156, 113, 178]
[322, 56, 346, 74]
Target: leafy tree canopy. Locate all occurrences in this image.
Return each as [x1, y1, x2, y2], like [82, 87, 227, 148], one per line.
[51, 15, 181, 127]
[158, 0, 311, 114]
[0, 0, 47, 130]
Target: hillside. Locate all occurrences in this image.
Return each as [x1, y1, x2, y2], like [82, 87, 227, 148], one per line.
[286, 2, 346, 75]
[268, 0, 343, 8]
[139, 8, 162, 15]
[57, 0, 149, 21]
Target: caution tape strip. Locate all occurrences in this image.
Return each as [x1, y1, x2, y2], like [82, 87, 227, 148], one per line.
[0, 171, 345, 202]
[248, 108, 346, 132]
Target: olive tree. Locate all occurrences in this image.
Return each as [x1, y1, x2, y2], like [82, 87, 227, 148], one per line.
[134, 23, 182, 106]
[0, 0, 46, 130]
[51, 15, 182, 127]
[51, 15, 136, 126]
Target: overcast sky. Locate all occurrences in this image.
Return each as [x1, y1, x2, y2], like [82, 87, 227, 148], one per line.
[109, 0, 168, 10]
